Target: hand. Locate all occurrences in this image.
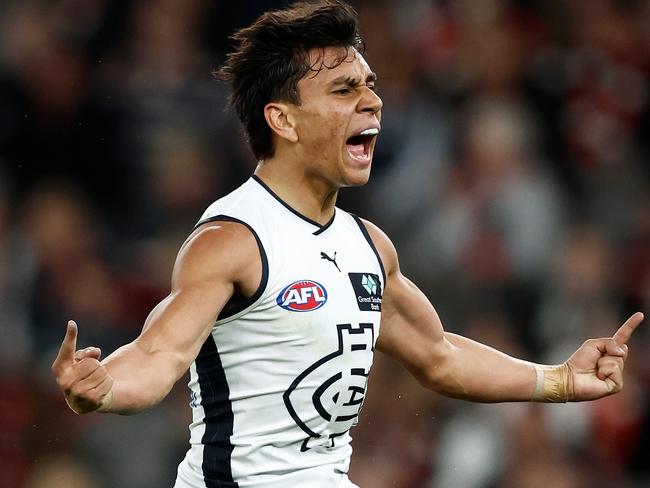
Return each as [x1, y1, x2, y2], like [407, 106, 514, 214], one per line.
[51, 320, 114, 414]
[566, 312, 644, 401]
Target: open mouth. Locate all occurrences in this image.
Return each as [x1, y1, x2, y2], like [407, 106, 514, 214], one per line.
[346, 128, 379, 163]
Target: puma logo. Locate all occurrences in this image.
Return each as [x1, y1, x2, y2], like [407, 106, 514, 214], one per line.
[320, 251, 340, 272]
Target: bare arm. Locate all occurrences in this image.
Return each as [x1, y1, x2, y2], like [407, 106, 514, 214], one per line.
[364, 219, 643, 402]
[52, 221, 262, 414]
[375, 250, 536, 402]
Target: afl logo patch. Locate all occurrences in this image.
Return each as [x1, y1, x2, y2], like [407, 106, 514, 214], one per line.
[277, 280, 328, 312]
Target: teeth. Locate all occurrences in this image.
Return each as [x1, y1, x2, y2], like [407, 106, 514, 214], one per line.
[359, 128, 379, 136]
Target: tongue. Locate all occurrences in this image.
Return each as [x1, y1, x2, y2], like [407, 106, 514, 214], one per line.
[347, 143, 365, 158]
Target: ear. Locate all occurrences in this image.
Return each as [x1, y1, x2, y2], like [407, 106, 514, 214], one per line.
[264, 102, 298, 143]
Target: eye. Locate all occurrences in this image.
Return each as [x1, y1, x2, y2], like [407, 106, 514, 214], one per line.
[334, 87, 352, 95]
[367, 84, 378, 93]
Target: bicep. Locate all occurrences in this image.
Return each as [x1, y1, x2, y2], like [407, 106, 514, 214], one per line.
[134, 277, 234, 375]
[376, 271, 450, 384]
[360, 219, 451, 383]
[107, 222, 259, 381]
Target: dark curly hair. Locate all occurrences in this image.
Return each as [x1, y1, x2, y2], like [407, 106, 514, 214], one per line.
[216, 1, 364, 160]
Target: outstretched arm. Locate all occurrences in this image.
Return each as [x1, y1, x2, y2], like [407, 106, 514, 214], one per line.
[364, 219, 643, 403]
[51, 221, 262, 414]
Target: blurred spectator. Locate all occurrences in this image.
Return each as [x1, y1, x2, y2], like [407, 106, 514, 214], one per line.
[410, 95, 562, 281]
[0, 171, 34, 370]
[535, 225, 619, 359]
[25, 455, 102, 488]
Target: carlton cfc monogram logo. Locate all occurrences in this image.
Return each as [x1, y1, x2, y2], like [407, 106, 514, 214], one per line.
[283, 323, 375, 452]
[276, 280, 328, 312]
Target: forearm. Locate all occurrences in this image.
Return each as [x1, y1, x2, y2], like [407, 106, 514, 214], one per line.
[372, 240, 572, 403]
[430, 332, 562, 402]
[100, 340, 187, 414]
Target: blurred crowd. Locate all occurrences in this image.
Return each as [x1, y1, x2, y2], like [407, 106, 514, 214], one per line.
[1, 0, 649, 487]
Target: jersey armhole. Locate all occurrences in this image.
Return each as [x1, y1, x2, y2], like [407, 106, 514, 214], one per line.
[350, 214, 387, 285]
[194, 214, 269, 322]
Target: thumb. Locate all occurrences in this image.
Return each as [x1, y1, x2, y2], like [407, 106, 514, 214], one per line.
[74, 347, 102, 362]
[54, 320, 78, 367]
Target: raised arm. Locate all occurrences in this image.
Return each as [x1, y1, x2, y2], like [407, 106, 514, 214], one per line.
[51, 221, 262, 414]
[363, 219, 643, 403]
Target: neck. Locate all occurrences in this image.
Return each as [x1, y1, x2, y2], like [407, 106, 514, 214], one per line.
[253, 158, 338, 226]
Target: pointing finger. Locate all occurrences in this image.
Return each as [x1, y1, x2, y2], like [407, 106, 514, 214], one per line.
[613, 312, 644, 346]
[54, 321, 78, 367]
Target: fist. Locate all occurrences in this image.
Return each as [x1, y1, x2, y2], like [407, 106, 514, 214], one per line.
[51, 321, 114, 414]
[566, 312, 643, 401]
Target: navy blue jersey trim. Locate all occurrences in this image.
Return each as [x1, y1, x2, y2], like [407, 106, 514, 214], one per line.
[193, 215, 269, 321]
[350, 214, 387, 285]
[251, 175, 335, 235]
[195, 335, 239, 487]
[312, 214, 335, 235]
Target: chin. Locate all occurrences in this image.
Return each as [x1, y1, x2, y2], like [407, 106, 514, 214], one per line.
[342, 167, 372, 187]
[339, 153, 374, 187]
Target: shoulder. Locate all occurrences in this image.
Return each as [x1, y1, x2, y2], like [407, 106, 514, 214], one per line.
[356, 218, 399, 277]
[172, 220, 261, 288]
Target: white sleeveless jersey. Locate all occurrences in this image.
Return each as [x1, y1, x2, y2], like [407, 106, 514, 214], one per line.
[174, 176, 385, 488]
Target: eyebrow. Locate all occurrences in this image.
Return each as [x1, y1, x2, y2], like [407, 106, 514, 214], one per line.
[329, 72, 378, 87]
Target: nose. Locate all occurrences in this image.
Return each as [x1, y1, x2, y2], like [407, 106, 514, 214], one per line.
[359, 86, 383, 115]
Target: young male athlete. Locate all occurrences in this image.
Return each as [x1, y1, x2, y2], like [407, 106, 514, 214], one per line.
[52, 2, 644, 487]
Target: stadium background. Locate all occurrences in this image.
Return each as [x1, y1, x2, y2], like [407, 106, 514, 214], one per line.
[1, 0, 649, 486]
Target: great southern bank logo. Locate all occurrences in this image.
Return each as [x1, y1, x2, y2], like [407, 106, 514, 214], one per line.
[348, 272, 382, 312]
[361, 274, 377, 295]
[277, 280, 328, 312]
